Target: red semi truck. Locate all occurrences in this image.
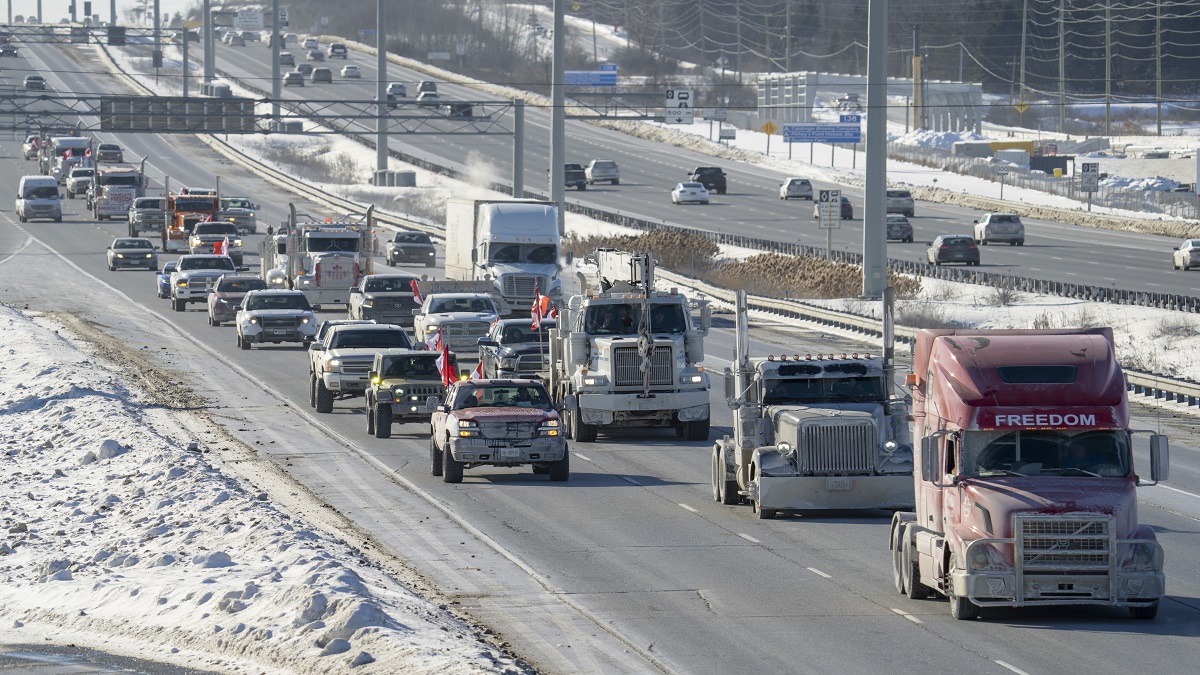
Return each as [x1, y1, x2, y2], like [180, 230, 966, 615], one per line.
[890, 328, 1170, 620]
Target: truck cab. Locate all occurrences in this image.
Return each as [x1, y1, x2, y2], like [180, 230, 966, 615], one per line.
[892, 328, 1169, 620]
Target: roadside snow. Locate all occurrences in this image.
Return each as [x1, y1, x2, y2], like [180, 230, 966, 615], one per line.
[0, 306, 521, 674]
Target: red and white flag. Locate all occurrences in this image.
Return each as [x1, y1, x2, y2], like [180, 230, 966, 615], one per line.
[84, 147, 92, 158]
[425, 331, 441, 352]
[62, 149, 72, 159]
[410, 279, 424, 304]
[435, 332, 456, 386]
[531, 284, 557, 330]
[469, 360, 484, 380]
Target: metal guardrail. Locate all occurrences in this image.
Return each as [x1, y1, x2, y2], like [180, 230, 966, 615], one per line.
[100, 44, 1200, 409]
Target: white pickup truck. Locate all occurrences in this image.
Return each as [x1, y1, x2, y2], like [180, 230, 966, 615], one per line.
[307, 324, 415, 413]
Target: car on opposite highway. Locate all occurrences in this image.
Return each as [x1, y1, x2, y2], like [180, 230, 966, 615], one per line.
[283, 71, 305, 87]
[0, 44, 18, 57]
[885, 214, 914, 242]
[387, 82, 407, 98]
[235, 289, 317, 350]
[227, 34, 246, 47]
[671, 182, 710, 205]
[340, 65, 361, 78]
[417, 80, 438, 95]
[279, 51, 296, 66]
[385, 230, 437, 267]
[812, 195, 854, 220]
[328, 43, 348, 58]
[416, 91, 440, 107]
[105, 237, 158, 271]
[207, 275, 267, 326]
[296, 63, 314, 76]
[444, 102, 474, 118]
[973, 213, 1025, 246]
[156, 261, 178, 298]
[24, 74, 46, 90]
[927, 234, 980, 266]
[65, 166, 94, 198]
[779, 177, 814, 200]
[886, 188, 915, 217]
[311, 67, 333, 84]
[1172, 239, 1200, 270]
[306, 48, 325, 61]
[564, 163, 587, 191]
[690, 166, 726, 194]
[585, 159, 620, 185]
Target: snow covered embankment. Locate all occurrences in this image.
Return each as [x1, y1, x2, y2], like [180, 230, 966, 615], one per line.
[0, 305, 519, 675]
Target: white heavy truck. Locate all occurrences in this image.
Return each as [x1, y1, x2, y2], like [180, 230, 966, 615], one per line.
[260, 205, 374, 308]
[548, 250, 711, 442]
[444, 198, 561, 314]
[712, 289, 914, 519]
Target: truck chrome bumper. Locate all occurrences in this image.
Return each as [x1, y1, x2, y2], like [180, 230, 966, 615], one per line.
[755, 474, 913, 510]
[447, 437, 566, 464]
[953, 569, 1164, 607]
[579, 390, 709, 413]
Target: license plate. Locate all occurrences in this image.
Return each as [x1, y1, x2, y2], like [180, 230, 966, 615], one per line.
[272, 329, 288, 335]
[500, 448, 519, 458]
[826, 477, 852, 491]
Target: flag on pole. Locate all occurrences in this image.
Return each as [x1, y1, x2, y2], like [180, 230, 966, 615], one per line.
[469, 360, 484, 380]
[62, 149, 72, 160]
[435, 332, 456, 386]
[84, 147, 92, 158]
[531, 283, 544, 330]
[410, 279, 424, 304]
[425, 331, 441, 352]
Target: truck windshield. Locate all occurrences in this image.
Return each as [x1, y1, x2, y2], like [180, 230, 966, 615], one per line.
[583, 303, 688, 335]
[331, 329, 413, 349]
[24, 186, 58, 199]
[174, 197, 215, 212]
[961, 429, 1130, 478]
[451, 384, 552, 411]
[99, 175, 140, 187]
[179, 257, 235, 271]
[364, 277, 417, 293]
[245, 294, 312, 311]
[222, 198, 253, 209]
[307, 236, 359, 252]
[382, 355, 440, 379]
[429, 297, 496, 314]
[500, 322, 554, 343]
[488, 243, 557, 265]
[762, 376, 884, 405]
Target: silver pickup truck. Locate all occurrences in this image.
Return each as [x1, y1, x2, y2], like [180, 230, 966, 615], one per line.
[128, 196, 167, 237]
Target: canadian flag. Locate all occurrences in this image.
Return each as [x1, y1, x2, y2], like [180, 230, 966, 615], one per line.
[425, 331, 441, 352]
[531, 284, 557, 330]
[214, 234, 230, 256]
[469, 360, 484, 381]
[410, 279, 424, 304]
[84, 147, 92, 158]
[62, 149, 72, 159]
[435, 332, 456, 386]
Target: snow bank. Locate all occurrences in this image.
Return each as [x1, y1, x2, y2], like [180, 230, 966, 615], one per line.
[1099, 175, 1180, 191]
[0, 305, 520, 674]
[888, 129, 989, 149]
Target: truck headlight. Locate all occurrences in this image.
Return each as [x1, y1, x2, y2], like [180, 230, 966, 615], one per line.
[680, 372, 705, 384]
[581, 375, 607, 387]
[392, 387, 406, 402]
[424, 325, 440, 334]
[248, 317, 258, 324]
[301, 316, 312, 324]
[539, 419, 559, 436]
[323, 358, 340, 372]
[499, 357, 517, 369]
[233, 239, 243, 247]
[968, 543, 1008, 572]
[1122, 543, 1161, 572]
[144, 254, 153, 259]
[361, 300, 374, 308]
[115, 253, 124, 258]
[176, 280, 187, 287]
[458, 419, 480, 437]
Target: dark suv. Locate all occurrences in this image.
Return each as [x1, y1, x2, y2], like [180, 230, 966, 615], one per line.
[691, 167, 726, 194]
[564, 163, 587, 190]
[926, 235, 980, 266]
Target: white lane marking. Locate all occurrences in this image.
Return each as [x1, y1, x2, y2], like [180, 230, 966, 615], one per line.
[678, 503, 699, 513]
[0, 235, 33, 266]
[737, 533, 761, 543]
[890, 607, 923, 624]
[1157, 484, 1200, 500]
[807, 567, 832, 579]
[994, 660, 1032, 675]
[574, 453, 592, 462]
[619, 476, 642, 486]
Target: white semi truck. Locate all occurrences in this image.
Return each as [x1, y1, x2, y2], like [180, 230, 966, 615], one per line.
[548, 249, 711, 442]
[712, 289, 914, 519]
[444, 198, 560, 314]
[260, 205, 374, 308]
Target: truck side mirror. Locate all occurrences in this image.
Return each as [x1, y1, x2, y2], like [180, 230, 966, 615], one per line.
[561, 394, 578, 411]
[349, 287, 360, 294]
[436, 404, 449, 413]
[1150, 434, 1170, 482]
[920, 437, 936, 483]
[478, 337, 497, 347]
[309, 342, 323, 351]
[411, 308, 421, 316]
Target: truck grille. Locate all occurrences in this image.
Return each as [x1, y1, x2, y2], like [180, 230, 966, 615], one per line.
[440, 321, 491, 351]
[340, 359, 373, 376]
[187, 278, 217, 290]
[1016, 515, 1113, 572]
[797, 421, 877, 474]
[502, 274, 547, 301]
[373, 297, 416, 312]
[479, 422, 539, 439]
[613, 346, 673, 387]
[517, 353, 548, 371]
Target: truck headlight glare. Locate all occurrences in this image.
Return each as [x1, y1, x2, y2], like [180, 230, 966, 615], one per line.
[1123, 543, 1160, 572]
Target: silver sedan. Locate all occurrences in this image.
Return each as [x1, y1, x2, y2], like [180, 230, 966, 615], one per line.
[106, 237, 158, 271]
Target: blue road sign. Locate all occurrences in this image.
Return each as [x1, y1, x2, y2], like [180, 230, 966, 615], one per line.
[565, 70, 617, 86]
[839, 114, 862, 124]
[599, 63, 617, 71]
[782, 123, 862, 144]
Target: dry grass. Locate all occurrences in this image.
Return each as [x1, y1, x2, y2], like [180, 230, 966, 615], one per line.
[564, 230, 720, 275]
[257, 139, 365, 185]
[711, 253, 922, 300]
[981, 280, 1023, 307]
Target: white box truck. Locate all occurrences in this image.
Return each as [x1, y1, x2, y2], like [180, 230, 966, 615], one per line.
[444, 198, 561, 314]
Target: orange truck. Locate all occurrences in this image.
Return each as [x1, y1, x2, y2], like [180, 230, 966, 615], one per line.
[161, 192, 219, 253]
[891, 328, 1170, 620]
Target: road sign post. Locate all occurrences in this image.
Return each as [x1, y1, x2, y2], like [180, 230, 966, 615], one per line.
[818, 189, 841, 259]
[1081, 162, 1100, 212]
[997, 166, 1009, 200]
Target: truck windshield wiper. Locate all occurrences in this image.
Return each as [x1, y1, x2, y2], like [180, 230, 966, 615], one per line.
[1054, 467, 1102, 477]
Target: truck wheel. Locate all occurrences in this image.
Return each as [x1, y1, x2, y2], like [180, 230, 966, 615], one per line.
[713, 445, 740, 505]
[426, 259, 436, 268]
[238, 333, 251, 350]
[547, 449, 569, 481]
[1129, 602, 1159, 620]
[385, 254, 393, 266]
[613, 179, 620, 185]
[173, 297, 185, 312]
[309, 374, 317, 408]
[429, 437, 443, 477]
[754, 501, 776, 520]
[366, 403, 375, 434]
[569, 410, 596, 442]
[891, 524, 907, 594]
[532, 463, 549, 474]
[373, 403, 392, 438]
[903, 531, 929, 599]
[67, 191, 74, 199]
[946, 553, 979, 620]
[683, 418, 710, 441]
[315, 379, 334, 413]
[442, 441, 463, 483]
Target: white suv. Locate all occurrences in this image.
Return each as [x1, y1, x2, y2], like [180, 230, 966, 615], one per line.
[973, 213, 1025, 246]
[585, 159, 620, 185]
[779, 177, 813, 200]
[886, 189, 915, 217]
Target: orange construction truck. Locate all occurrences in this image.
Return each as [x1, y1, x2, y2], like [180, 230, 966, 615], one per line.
[161, 192, 220, 253]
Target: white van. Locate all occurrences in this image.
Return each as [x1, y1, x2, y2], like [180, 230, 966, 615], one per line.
[16, 175, 63, 223]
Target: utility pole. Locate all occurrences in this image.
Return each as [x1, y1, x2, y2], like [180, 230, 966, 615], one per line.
[863, 0, 888, 298]
[1104, 0, 1111, 136]
[1156, 0, 1162, 136]
[1019, 0, 1028, 105]
[376, 0, 387, 172]
[912, 25, 923, 130]
[1058, 0, 1066, 133]
[202, 0, 213, 82]
[271, 0, 280, 124]
[736, 2, 742, 84]
[786, 0, 792, 72]
[550, 0, 565, 235]
[590, 0, 598, 63]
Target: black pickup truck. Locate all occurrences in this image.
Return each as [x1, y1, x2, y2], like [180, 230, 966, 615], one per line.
[565, 163, 587, 190]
